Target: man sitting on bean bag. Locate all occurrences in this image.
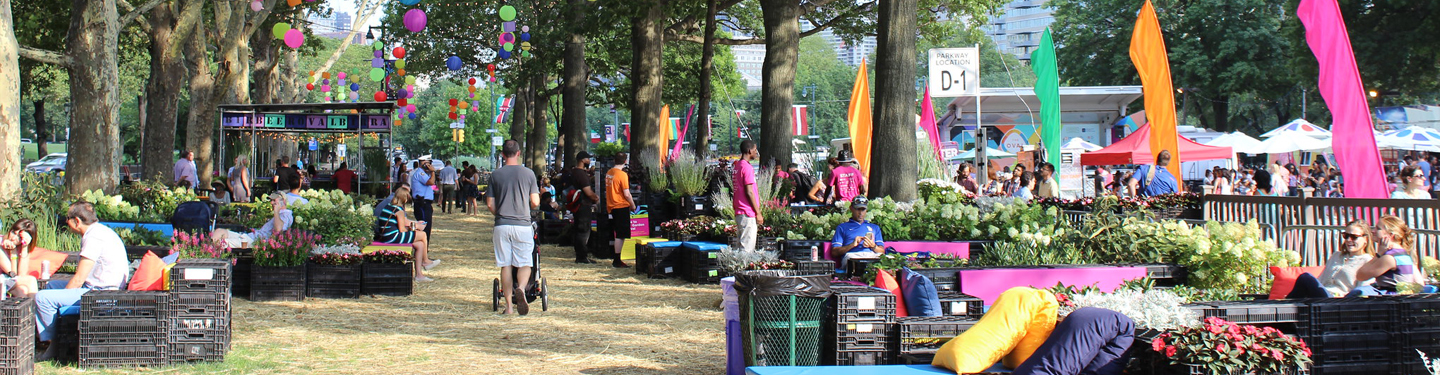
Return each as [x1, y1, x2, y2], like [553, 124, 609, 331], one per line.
[1014, 307, 1135, 375]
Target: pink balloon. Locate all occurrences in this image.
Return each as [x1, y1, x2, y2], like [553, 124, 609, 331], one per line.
[403, 9, 428, 33]
[283, 29, 304, 48]
[337, 72, 347, 80]
[321, 85, 331, 93]
[250, 1, 263, 12]
[406, 104, 419, 113]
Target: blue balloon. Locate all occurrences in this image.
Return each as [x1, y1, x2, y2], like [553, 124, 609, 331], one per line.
[446, 56, 463, 71]
[498, 50, 511, 59]
[401, 0, 421, 5]
[349, 83, 361, 92]
[520, 33, 530, 42]
[408, 112, 417, 119]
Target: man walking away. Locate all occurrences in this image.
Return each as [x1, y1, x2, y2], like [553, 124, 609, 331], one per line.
[1136, 150, 1179, 197]
[605, 153, 636, 268]
[438, 160, 459, 213]
[410, 157, 438, 238]
[567, 151, 600, 264]
[487, 140, 540, 315]
[733, 140, 764, 251]
[173, 150, 198, 190]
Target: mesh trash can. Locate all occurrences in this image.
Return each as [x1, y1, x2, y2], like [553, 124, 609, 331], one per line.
[735, 270, 832, 367]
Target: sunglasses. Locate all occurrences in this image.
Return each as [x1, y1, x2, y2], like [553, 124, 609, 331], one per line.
[1342, 233, 1365, 240]
[1414, 174, 1426, 178]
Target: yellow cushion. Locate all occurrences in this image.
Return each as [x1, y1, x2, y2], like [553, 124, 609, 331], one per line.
[932, 287, 1054, 373]
[1002, 288, 1059, 369]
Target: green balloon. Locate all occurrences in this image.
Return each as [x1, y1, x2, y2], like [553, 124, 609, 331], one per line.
[522, 50, 531, 58]
[503, 42, 514, 51]
[395, 59, 406, 69]
[272, 23, 291, 40]
[372, 41, 383, 50]
[499, 5, 516, 21]
[338, 92, 348, 101]
[405, 76, 417, 85]
[368, 68, 385, 82]
[308, 75, 317, 84]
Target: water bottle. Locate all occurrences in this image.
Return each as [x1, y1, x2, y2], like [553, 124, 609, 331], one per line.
[41, 260, 51, 279]
[810, 246, 819, 261]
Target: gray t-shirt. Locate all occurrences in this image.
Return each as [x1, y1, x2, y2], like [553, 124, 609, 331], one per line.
[488, 165, 539, 226]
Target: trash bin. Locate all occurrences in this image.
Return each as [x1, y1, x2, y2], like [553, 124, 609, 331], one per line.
[736, 270, 832, 367]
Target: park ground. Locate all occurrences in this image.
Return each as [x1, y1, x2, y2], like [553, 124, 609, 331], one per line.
[42, 210, 726, 375]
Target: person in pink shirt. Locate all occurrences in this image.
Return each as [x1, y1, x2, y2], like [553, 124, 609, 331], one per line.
[733, 141, 763, 252]
[825, 150, 867, 205]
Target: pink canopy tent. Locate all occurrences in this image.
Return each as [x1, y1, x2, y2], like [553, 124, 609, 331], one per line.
[1081, 123, 1234, 166]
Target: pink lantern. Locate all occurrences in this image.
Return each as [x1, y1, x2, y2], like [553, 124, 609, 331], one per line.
[283, 29, 304, 49]
[403, 9, 428, 33]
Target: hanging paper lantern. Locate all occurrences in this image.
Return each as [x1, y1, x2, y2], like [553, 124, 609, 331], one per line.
[403, 9, 427, 33]
[521, 42, 531, 51]
[321, 72, 331, 80]
[338, 92, 348, 101]
[401, 0, 421, 5]
[499, 5, 517, 21]
[447, 56, 463, 71]
[350, 83, 360, 92]
[502, 42, 514, 52]
[392, 47, 406, 59]
[501, 33, 514, 44]
[287, 0, 301, 7]
[405, 76, 417, 85]
[337, 72, 347, 80]
[397, 68, 406, 76]
[394, 59, 406, 69]
[448, 112, 458, 120]
[374, 91, 387, 102]
[368, 68, 385, 81]
[308, 75, 317, 84]
[467, 86, 476, 94]
[371, 58, 384, 68]
[498, 50, 511, 59]
[306, 83, 315, 91]
[398, 89, 410, 99]
[250, 1, 264, 12]
[468, 78, 477, 85]
[472, 101, 481, 109]
[522, 25, 530, 33]
[321, 85, 331, 92]
[520, 33, 530, 42]
[372, 41, 384, 50]
[398, 98, 408, 107]
[470, 93, 476, 99]
[522, 51, 531, 58]
[272, 23, 292, 39]
[459, 101, 470, 110]
[408, 112, 417, 120]
[448, 99, 459, 106]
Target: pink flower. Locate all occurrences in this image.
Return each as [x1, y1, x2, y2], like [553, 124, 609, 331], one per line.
[1164, 346, 1177, 358]
[1270, 350, 1284, 360]
[1152, 338, 1166, 352]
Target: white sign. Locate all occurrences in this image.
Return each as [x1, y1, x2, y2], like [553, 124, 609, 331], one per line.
[336, 144, 347, 158]
[449, 122, 465, 129]
[492, 136, 504, 146]
[928, 48, 980, 97]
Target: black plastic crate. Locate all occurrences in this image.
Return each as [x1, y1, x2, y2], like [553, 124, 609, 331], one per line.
[170, 316, 229, 342]
[844, 258, 879, 279]
[834, 350, 888, 366]
[898, 316, 979, 354]
[78, 344, 166, 367]
[910, 268, 962, 292]
[80, 332, 165, 346]
[80, 291, 168, 320]
[0, 297, 35, 373]
[795, 260, 835, 276]
[1298, 298, 1398, 335]
[828, 285, 897, 323]
[1400, 296, 1440, 327]
[1307, 332, 1394, 354]
[169, 292, 230, 318]
[168, 341, 225, 363]
[1400, 329, 1440, 353]
[79, 318, 163, 335]
[231, 256, 253, 298]
[361, 262, 413, 296]
[1201, 300, 1303, 324]
[1315, 349, 1394, 365]
[897, 352, 933, 365]
[169, 259, 232, 294]
[936, 292, 984, 318]
[680, 246, 722, 270]
[307, 263, 362, 299]
[642, 243, 683, 278]
[1313, 362, 1394, 375]
[833, 326, 892, 351]
[250, 264, 306, 301]
[781, 240, 827, 262]
[683, 266, 727, 284]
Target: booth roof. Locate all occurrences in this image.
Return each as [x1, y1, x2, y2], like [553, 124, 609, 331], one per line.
[944, 86, 1143, 114]
[218, 102, 396, 113]
[1081, 123, 1233, 166]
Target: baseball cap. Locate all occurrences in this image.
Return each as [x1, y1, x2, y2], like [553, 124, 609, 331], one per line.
[837, 150, 857, 163]
[576, 151, 592, 161]
[851, 196, 868, 209]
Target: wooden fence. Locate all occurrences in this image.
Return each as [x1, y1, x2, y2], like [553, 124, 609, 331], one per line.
[1279, 225, 1440, 267]
[1203, 195, 1440, 241]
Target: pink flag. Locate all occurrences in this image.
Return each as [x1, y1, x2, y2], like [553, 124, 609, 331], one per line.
[919, 88, 942, 160]
[1298, 0, 1386, 198]
[670, 105, 696, 161]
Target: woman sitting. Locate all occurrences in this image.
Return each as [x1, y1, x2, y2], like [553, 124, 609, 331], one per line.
[211, 192, 292, 248]
[0, 219, 59, 298]
[376, 185, 440, 282]
[210, 181, 232, 205]
[1350, 216, 1424, 296]
[1287, 219, 1376, 298]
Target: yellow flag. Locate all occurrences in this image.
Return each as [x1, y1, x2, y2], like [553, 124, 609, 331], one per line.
[847, 59, 873, 178]
[1129, 0, 1181, 184]
[658, 105, 671, 162]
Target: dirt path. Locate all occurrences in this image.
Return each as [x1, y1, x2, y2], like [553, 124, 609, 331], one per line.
[43, 211, 727, 375]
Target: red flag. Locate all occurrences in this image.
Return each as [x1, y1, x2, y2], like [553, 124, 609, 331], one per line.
[792, 105, 810, 136]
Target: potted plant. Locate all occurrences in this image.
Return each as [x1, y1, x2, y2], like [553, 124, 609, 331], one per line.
[362, 250, 414, 296]
[660, 216, 712, 243]
[668, 151, 711, 218]
[307, 252, 363, 299]
[171, 230, 231, 259]
[249, 230, 316, 301]
[1132, 317, 1312, 375]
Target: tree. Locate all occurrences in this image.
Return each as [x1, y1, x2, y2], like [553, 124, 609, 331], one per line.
[870, 0, 919, 201]
[138, 1, 203, 182]
[629, 1, 665, 167]
[0, 0, 19, 199]
[561, 0, 588, 170]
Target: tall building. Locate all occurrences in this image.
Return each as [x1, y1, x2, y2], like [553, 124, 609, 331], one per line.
[985, 0, 1055, 61]
[309, 11, 362, 42]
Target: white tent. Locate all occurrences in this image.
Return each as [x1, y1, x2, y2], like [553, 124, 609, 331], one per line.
[1204, 132, 1265, 154]
[951, 147, 1016, 160]
[1060, 137, 1102, 152]
[1261, 119, 1332, 138]
[1378, 127, 1440, 152]
[1251, 133, 1330, 153]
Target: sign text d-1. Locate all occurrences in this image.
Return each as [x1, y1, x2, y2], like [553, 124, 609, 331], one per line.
[928, 47, 980, 98]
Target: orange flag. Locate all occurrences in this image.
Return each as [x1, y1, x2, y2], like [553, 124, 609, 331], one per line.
[1129, 0, 1181, 185]
[658, 105, 671, 162]
[847, 59, 873, 178]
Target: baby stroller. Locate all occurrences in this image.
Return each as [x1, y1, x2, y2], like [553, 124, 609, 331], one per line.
[491, 223, 550, 312]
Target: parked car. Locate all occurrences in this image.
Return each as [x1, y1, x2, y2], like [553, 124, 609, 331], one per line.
[20, 138, 32, 144]
[25, 153, 65, 173]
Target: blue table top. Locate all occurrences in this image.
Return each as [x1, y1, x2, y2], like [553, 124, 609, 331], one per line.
[745, 363, 1010, 375]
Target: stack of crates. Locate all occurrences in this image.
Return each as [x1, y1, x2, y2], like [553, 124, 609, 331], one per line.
[1395, 295, 1440, 373]
[911, 268, 964, 292]
[539, 219, 571, 245]
[0, 297, 35, 374]
[896, 315, 979, 364]
[639, 241, 684, 278]
[167, 259, 232, 364]
[1298, 298, 1399, 374]
[794, 260, 835, 277]
[78, 291, 169, 367]
[679, 242, 729, 284]
[935, 292, 985, 319]
[779, 240, 825, 262]
[823, 284, 897, 366]
[1196, 300, 1303, 326]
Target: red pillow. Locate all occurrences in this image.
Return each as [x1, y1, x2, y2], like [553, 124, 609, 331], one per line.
[1269, 266, 1325, 300]
[23, 249, 68, 279]
[874, 269, 909, 317]
[127, 252, 167, 291]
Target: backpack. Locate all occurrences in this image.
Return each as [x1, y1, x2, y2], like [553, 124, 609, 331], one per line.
[791, 171, 816, 201]
[171, 201, 215, 237]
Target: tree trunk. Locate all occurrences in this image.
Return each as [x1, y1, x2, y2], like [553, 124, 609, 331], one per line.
[527, 74, 550, 178]
[64, 0, 122, 195]
[1211, 100, 1230, 132]
[183, 23, 215, 190]
[758, 0, 800, 169]
[629, 2, 664, 167]
[0, 0, 20, 199]
[510, 80, 529, 144]
[560, 0, 587, 170]
[870, 0, 918, 201]
[693, 0, 718, 158]
[33, 100, 48, 158]
[252, 32, 277, 105]
[141, 3, 182, 182]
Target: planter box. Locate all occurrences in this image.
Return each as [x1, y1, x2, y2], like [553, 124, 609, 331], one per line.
[249, 265, 306, 302]
[230, 256, 252, 298]
[361, 263, 413, 296]
[957, 266, 1147, 306]
[306, 263, 361, 299]
[679, 196, 713, 218]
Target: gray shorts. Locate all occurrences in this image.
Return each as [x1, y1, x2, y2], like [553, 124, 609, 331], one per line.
[494, 225, 536, 268]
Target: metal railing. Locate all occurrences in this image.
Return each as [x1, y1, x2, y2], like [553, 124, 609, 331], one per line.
[1279, 225, 1440, 267]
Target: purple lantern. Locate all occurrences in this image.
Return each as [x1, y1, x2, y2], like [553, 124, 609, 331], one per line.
[403, 9, 428, 33]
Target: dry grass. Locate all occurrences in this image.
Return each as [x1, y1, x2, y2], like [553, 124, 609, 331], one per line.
[41, 211, 727, 375]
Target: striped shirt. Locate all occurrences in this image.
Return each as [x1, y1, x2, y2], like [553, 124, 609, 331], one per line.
[1376, 248, 1421, 289]
[376, 203, 404, 239]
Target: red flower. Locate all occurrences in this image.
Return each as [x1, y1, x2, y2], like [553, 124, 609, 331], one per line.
[1270, 350, 1284, 360]
[1164, 346, 1177, 358]
[1151, 337, 1166, 352]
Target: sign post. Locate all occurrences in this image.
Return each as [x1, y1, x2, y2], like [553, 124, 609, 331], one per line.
[927, 46, 984, 185]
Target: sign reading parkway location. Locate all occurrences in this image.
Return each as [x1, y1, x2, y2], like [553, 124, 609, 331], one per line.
[928, 47, 980, 98]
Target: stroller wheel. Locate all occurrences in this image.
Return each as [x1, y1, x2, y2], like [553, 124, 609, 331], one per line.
[540, 277, 549, 312]
[491, 278, 500, 312]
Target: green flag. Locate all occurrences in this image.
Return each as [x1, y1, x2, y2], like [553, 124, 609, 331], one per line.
[1032, 28, 1063, 171]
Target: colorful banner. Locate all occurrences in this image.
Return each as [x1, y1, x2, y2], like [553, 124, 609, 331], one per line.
[792, 105, 810, 136]
[848, 59, 874, 178]
[919, 88, 942, 162]
[658, 105, 671, 162]
[494, 96, 513, 123]
[1298, 0, 1387, 198]
[1032, 28, 1063, 172]
[671, 105, 695, 161]
[1129, 0, 1181, 186]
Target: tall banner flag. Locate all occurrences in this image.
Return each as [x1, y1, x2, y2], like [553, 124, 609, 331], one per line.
[919, 88, 942, 162]
[671, 105, 696, 161]
[494, 96, 513, 123]
[792, 105, 810, 136]
[658, 105, 671, 162]
[1032, 28, 1063, 172]
[848, 58, 874, 178]
[1298, 0, 1386, 198]
[1129, 0, 1181, 186]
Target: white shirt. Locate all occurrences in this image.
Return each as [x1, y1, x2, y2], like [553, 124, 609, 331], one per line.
[251, 209, 294, 240]
[173, 158, 198, 189]
[79, 224, 129, 289]
[438, 166, 459, 185]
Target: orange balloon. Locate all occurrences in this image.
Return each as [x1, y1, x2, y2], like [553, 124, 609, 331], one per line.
[459, 102, 470, 110]
[396, 69, 405, 76]
[322, 72, 331, 79]
[308, 70, 315, 76]
[287, 0, 301, 7]
[467, 86, 476, 93]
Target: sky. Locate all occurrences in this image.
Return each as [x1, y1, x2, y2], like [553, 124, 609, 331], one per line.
[318, 0, 387, 31]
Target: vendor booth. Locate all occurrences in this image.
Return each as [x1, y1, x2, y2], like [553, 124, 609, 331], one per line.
[218, 102, 395, 196]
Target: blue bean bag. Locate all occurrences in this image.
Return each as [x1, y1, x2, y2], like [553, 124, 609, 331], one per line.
[1013, 307, 1134, 375]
